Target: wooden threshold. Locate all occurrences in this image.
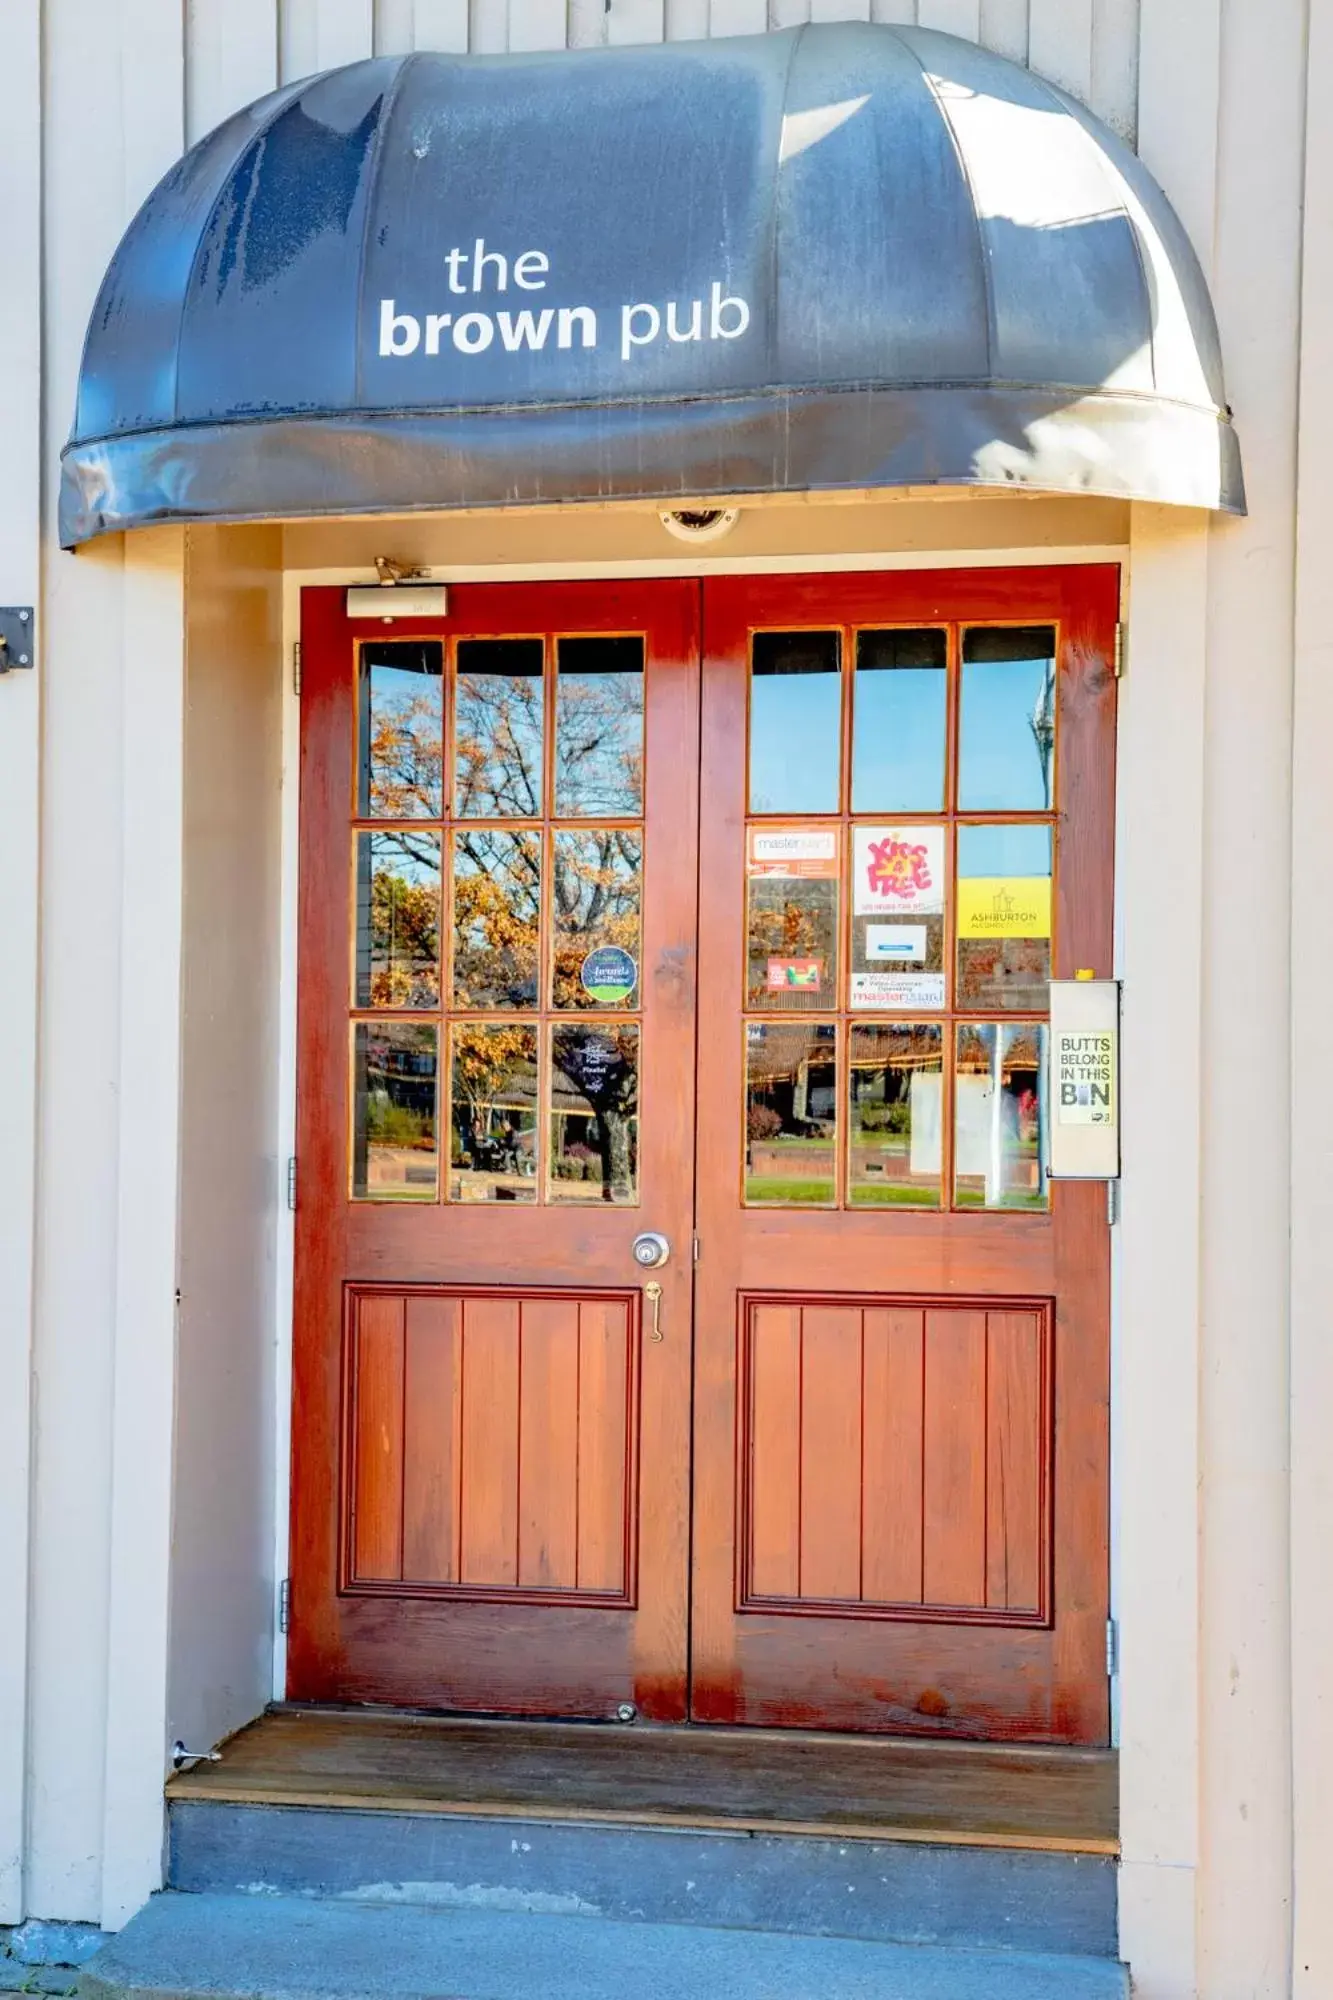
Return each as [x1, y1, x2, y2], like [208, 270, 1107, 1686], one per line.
[167, 1707, 1118, 1856]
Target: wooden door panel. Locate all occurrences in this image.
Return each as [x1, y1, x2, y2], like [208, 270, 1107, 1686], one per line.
[290, 581, 698, 1719]
[693, 567, 1117, 1743]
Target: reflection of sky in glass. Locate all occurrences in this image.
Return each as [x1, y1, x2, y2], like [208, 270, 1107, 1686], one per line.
[853, 665, 946, 812]
[555, 639, 644, 817]
[455, 641, 544, 818]
[959, 654, 1055, 810]
[957, 822, 1052, 876]
[360, 645, 444, 818]
[750, 635, 841, 814]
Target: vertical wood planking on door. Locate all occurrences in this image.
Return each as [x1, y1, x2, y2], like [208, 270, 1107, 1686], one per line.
[346, 1287, 635, 1599]
[742, 1296, 1050, 1620]
[352, 1295, 406, 1581]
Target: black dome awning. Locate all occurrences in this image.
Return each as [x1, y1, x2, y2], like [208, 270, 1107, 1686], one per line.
[59, 22, 1244, 548]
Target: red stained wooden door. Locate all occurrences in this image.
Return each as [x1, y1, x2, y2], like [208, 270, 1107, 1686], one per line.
[290, 566, 1116, 1745]
[288, 582, 700, 1718]
[690, 568, 1116, 1741]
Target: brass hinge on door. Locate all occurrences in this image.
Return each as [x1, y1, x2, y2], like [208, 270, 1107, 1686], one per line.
[292, 641, 302, 695]
[279, 1578, 291, 1635]
[286, 1157, 297, 1211]
[1113, 623, 1126, 679]
[1106, 1617, 1119, 1678]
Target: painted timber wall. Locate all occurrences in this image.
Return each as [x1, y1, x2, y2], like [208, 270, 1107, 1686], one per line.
[0, 3, 1329, 1999]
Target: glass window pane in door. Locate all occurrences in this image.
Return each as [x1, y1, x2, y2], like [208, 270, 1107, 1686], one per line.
[852, 629, 947, 813]
[954, 1023, 1049, 1210]
[744, 1022, 838, 1206]
[551, 829, 642, 1009]
[749, 631, 841, 814]
[956, 822, 1052, 1011]
[959, 626, 1056, 810]
[352, 1023, 439, 1200]
[848, 1024, 943, 1207]
[451, 829, 541, 1009]
[449, 1023, 539, 1203]
[354, 831, 441, 1008]
[357, 641, 444, 819]
[454, 638, 545, 817]
[549, 1024, 640, 1204]
[555, 636, 645, 816]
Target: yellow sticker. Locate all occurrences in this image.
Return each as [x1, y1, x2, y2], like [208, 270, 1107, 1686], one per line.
[956, 876, 1051, 939]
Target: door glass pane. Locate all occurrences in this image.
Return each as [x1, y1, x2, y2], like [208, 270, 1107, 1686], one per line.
[749, 631, 842, 815]
[454, 638, 545, 818]
[956, 823, 1052, 1011]
[849, 823, 946, 1010]
[357, 641, 444, 819]
[745, 828, 839, 1011]
[451, 829, 541, 1009]
[552, 830, 642, 1009]
[555, 636, 645, 817]
[959, 626, 1056, 811]
[852, 629, 947, 813]
[549, 1024, 640, 1204]
[954, 1023, 1049, 1210]
[745, 1022, 838, 1206]
[354, 831, 441, 1008]
[352, 1022, 439, 1200]
[848, 1023, 943, 1207]
[448, 1023, 538, 1203]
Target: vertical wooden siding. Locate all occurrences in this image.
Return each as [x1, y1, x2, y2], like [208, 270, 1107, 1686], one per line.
[177, 0, 1142, 147]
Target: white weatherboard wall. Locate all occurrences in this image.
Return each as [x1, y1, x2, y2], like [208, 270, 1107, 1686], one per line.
[7, 4, 1331, 1999]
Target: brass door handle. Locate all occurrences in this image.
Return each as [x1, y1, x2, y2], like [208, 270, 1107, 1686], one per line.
[644, 1280, 664, 1342]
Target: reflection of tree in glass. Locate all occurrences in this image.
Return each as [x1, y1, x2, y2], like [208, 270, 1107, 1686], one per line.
[451, 1024, 536, 1161]
[552, 1025, 639, 1201]
[453, 832, 540, 1007]
[552, 830, 641, 1010]
[746, 884, 835, 1003]
[366, 684, 443, 819]
[369, 847, 440, 1006]
[555, 670, 644, 816]
[455, 667, 543, 818]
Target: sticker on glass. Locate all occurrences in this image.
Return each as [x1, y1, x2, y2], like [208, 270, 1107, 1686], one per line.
[853, 826, 945, 918]
[850, 972, 946, 1010]
[864, 923, 927, 964]
[748, 827, 839, 879]
[1055, 1029, 1116, 1126]
[766, 958, 823, 993]
[956, 876, 1051, 939]
[580, 944, 638, 1004]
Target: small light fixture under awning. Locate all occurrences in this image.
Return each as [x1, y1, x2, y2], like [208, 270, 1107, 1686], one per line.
[58, 22, 1243, 548]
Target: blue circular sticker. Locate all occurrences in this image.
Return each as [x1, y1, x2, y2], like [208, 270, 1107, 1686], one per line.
[580, 945, 637, 1004]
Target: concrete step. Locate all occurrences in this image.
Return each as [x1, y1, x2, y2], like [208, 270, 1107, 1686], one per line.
[169, 1802, 1118, 1960]
[80, 1892, 1130, 2000]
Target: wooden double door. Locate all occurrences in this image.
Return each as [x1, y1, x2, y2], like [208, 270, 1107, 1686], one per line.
[289, 567, 1117, 1743]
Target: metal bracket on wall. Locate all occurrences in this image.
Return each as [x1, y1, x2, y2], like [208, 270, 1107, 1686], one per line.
[0, 607, 35, 672]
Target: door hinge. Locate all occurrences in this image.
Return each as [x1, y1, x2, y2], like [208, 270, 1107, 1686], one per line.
[278, 1578, 292, 1635]
[292, 641, 302, 695]
[1113, 622, 1126, 679]
[1106, 1179, 1121, 1227]
[692, 1234, 701, 1264]
[286, 1156, 297, 1211]
[1106, 1616, 1119, 1678]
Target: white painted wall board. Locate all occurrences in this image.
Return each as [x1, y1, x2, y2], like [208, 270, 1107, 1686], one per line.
[99, 532, 187, 1930]
[568, 0, 609, 43]
[1028, 0, 1091, 102]
[916, 0, 980, 38]
[0, 0, 41, 1932]
[1290, 9, 1333, 1991]
[375, 0, 417, 51]
[665, 0, 710, 38]
[1194, 0, 1303, 1985]
[706, 0, 767, 35]
[811, 0, 871, 23]
[187, 0, 279, 141]
[1136, 0, 1218, 272]
[1089, 0, 1137, 139]
[508, 0, 568, 47]
[608, 0, 667, 45]
[413, 0, 471, 46]
[978, 0, 1025, 62]
[279, 0, 318, 78]
[469, 0, 509, 52]
[315, 0, 376, 66]
[770, 0, 811, 23]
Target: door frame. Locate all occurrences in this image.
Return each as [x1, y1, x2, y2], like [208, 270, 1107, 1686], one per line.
[270, 540, 1129, 1710]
